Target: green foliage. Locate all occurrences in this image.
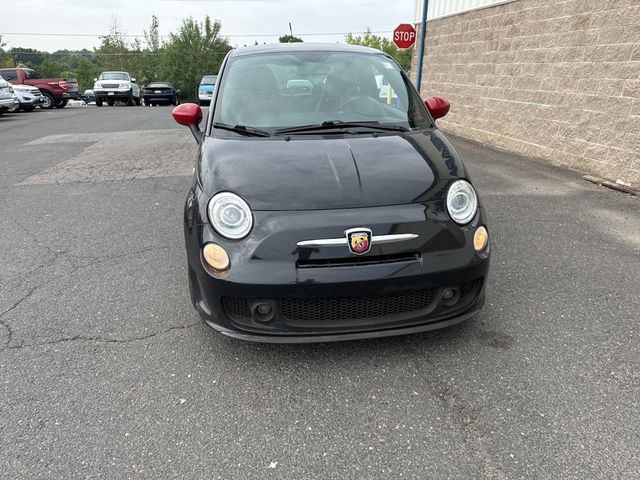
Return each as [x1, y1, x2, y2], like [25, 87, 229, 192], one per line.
[0, 36, 12, 68]
[159, 16, 231, 101]
[2, 15, 232, 98]
[345, 28, 413, 72]
[74, 59, 102, 90]
[279, 35, 303, 43]
[94, 20, 145, 82]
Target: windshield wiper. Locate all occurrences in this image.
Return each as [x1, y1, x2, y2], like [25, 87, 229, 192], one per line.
[213, 122, 271, 137]
[275, 121, 409, 135]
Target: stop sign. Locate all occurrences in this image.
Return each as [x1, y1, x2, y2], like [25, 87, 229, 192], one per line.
[393, 23, 417, 49]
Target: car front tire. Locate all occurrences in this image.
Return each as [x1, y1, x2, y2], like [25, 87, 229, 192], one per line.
[41, 92, 55, 109]
[54, 99, 68, 109]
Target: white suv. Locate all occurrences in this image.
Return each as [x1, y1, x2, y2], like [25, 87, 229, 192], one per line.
[93, 71, 140, 107]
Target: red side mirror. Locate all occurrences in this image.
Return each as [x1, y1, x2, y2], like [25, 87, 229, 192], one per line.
[172, 103, 203, 126]
[425, 96, 450, 120]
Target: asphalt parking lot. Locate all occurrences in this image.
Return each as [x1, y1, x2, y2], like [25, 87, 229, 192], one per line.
[0, 106, 638, 479]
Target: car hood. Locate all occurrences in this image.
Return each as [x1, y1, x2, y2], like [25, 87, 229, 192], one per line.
[13, 85, 40, 93]
[200, 129, 467, 211]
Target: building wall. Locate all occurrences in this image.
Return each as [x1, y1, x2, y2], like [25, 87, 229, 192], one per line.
[415, 0, 515, 21]
[412, 0, 640, 188]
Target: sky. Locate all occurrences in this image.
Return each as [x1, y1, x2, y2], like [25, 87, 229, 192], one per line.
[0, 0, 417, 53]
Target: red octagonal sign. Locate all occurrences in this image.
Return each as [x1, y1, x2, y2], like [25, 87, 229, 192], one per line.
[393, 23, 417, 49]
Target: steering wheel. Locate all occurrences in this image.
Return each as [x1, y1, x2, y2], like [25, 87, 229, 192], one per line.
[341, 95, 386, 117]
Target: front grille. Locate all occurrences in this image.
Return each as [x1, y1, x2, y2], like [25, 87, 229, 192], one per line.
[280, 288, 437, 321]
[222, 297, 251, 319]
[102, 83, 119, 88]
[297, 253, 420, 269]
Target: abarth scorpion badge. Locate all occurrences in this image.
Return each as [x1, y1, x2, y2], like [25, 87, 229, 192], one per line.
[346, 228, 372, 255]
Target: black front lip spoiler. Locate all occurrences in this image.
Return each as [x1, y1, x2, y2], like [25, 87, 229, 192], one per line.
[198, 297, 484, 344]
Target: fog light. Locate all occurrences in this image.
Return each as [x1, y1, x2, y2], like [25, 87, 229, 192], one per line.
[252, 302, 275, 323]
[474, 226, 489, 252]
[203, 243, 230, 271]
[257, 304, 271, 315]
[442, 288, 460, 307]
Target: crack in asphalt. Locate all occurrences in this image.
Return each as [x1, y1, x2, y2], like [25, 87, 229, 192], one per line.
[0, 284, 41, 348]
[0, 243, 171, 349]
[404, 340, 509, 480]
[4, 321, 200, 351]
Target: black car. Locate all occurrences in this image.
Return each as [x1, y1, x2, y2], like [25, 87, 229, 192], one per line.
[143, 82, 180, 106]
[172, 43, 490, 343]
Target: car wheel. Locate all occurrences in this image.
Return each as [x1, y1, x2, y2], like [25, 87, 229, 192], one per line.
[54, 99, 69, 109]
[41, 92, 55, 109]
[127, 95, 135, 106]
[96, 98, 103, 107]
[172, 96, 178, 106]
[135, 97, 141, 106]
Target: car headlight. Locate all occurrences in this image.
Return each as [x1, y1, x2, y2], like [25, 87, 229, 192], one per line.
[94, 83, 101, 88]
[208, 192, 253, 239]
[446, 180, 478, 225]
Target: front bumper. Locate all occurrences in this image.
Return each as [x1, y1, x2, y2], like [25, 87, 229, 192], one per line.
[17, 94, 45, 107]
[94, 89, 133, 100]
[198, 93, 213, 101]
[0, 96, 19, 111]
[185, 193, 491, 343]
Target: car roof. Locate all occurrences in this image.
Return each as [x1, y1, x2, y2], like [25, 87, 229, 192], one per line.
[230, 42, 390, 58]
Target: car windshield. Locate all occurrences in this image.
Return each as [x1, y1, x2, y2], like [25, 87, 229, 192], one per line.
[213, 50, 432, 131]
[201, 76, 217, 85]
[99, 72, 129, 80]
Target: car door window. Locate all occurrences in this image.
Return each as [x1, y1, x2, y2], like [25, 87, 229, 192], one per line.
[0, 70, 17, 81]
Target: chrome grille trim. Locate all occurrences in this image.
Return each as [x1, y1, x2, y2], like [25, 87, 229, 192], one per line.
[297, 233, 418, 248]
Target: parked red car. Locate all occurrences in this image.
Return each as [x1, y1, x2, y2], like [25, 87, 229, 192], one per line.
[0, 67, 80, 109]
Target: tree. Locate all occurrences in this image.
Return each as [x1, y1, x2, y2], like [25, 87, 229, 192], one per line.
[144, 15, 161, 52]
[159, 16, 231, 101]
[8, 47, 47, 69]
[74, 59, 101, 89]
[141, 15, 163, 83]
[0, 35, 12, 68]
[279, 34, 303, 43]
[37, 56, 68, 78]
[345, 28, 413, 72]
[94, 17, 145, 80]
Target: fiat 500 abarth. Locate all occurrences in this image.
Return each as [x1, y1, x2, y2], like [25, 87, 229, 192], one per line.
[172, 43, 490, 343]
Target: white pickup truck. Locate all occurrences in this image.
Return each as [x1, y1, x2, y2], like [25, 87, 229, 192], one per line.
[93, 71, 140, 107]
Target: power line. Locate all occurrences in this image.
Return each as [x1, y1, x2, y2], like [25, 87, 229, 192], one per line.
[5, 50, 231, 56]
[0, 30, 392, 39]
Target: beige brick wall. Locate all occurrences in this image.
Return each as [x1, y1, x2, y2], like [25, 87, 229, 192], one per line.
[412, 0, 640, 188]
